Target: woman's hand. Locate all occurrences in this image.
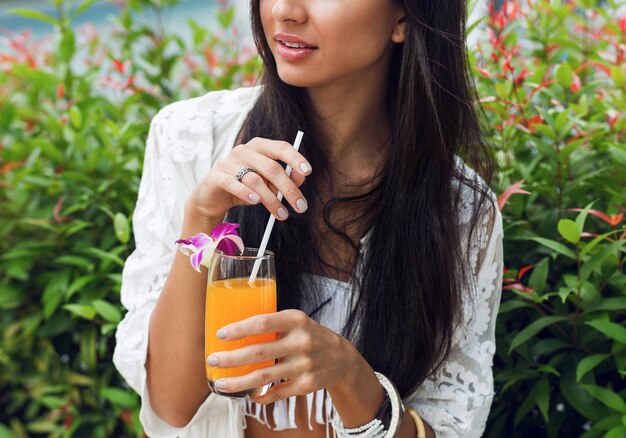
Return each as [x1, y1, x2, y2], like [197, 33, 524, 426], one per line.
[206, 309, 363, 404]
[185, 137, 313, 224]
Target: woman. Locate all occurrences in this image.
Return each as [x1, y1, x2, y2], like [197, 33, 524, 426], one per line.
[113, 0, 503, 436]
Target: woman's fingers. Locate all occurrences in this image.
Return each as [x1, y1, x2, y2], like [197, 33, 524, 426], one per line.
[209, 334, 313, 368]
[213, 171, 262, 207]
[228, 150, 309, 217]
[213, 361, 295, 394]
[217, 310, 309, 340]
[247, 138, 312, 177]
[250, 380, 306, 405]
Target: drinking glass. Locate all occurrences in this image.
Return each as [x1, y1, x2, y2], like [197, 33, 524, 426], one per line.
[205, 248, 277, 398]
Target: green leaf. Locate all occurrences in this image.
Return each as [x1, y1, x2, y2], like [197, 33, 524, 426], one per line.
[586, 297, 626, 314]
[0, 423, 16, 438]
[80, 248, 124, 267]
[577, 354, 610, 382]
[92, 300, 121, 323]
[101, 387, 137, 408]
[537, 364, 561, 377]
[528, 257, 549, 292]
[530, 237, 577, 260]
[575, 202, 596, 233]
[514, 383, 537, 426]
[9, 8, 57, 25]
[63, 304, 96, 320]
[56, 255, 95, 271]
[509, 316, 566, 354]
[67, 274, 97, 299]
[59, 29, 76, 63]
[586, 320, 626, 344]
[74, 0, 98, 18]
[536, 378, 550, 422]
[556, 62, 573, 89]
[69, 105, 83, 129]
[580, 230, 623, 259]
[114, 212, 130, 244]
[611, 66, 626, 88]
[604, 426, 626, 438]
[580, 239, 626, 281]
[609, 145, 626, 166]
[558, 219, 580, 244]
[581, 384, 626, 413]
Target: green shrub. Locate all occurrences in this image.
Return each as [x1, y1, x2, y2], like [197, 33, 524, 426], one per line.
[477, 0, 626, 436]
[0, 1, 257, 436]
[0, 0, 624, 436]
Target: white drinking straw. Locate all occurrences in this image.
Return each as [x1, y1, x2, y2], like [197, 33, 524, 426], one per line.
[248, 131, 304, 285]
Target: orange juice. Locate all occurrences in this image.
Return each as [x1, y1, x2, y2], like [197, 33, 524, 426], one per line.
[205, 277, 277, 383]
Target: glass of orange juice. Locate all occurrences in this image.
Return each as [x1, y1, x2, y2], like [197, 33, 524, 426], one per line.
[205, 248, 277, 398]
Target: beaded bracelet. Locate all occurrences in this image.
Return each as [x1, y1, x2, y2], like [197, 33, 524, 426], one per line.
[374, 372, 404, 436]
[330, 372, 404, 438]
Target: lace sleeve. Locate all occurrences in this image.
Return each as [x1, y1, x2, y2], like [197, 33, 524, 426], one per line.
[405, 190, 503, 437]
[112, 95, 226, 436]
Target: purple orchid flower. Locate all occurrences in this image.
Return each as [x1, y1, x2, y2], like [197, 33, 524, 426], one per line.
[175, 222, 244, 272]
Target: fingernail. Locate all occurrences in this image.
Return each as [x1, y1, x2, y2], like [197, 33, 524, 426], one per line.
[300, 163, 311, 174]
[248, 193, 260, 204]
[215, 380, 227, 390]
[277, 207, 289, 220]
[207, 355, 219, 366]
[216, 328, 228, 339]
[296, 198, 308, 213]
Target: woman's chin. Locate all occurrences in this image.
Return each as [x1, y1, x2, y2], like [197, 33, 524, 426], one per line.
[276, 68, 325, 89]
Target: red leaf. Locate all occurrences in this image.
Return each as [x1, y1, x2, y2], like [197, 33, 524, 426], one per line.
[53, 197, 65, 223]
[1, 161, 24, 173]
[518, 265, 536, 281]
[606, 109, 620, 129]
[571, 73, 581, 93]
[580, 232, 598, 238]
[57, 83, 65, 99]
[610, 213, 624, 227]
[498, 180, 531, 210]
[503, 283, 535, 294]
[112, 59, 125, 74]
[567, 208, 622, 226]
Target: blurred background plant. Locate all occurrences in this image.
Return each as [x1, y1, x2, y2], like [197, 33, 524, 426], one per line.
[0, 0, 258, 436]
[0, 0, 624, 436]
[476, 0, 626, 436]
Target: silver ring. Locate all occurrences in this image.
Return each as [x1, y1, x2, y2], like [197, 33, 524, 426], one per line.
[235, 166, 255, 182]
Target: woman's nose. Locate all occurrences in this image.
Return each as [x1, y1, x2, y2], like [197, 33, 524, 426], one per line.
[271, 0, 307, 24]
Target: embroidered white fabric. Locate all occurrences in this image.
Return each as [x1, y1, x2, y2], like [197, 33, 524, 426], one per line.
[112, 87, 503, 438]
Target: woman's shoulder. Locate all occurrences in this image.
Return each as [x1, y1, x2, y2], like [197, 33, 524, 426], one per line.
[154, 85, 261, 127]
[452, 157, 499, 226]
[148, 86, 262, 162]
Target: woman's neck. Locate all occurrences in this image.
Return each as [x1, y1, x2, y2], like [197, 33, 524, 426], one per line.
[306, 75, 390, 172]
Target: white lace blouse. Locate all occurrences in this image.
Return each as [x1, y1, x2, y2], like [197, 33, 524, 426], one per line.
[112, 86, 503, 438]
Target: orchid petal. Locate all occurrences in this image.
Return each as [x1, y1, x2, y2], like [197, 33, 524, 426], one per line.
[210, 223, 240, 240]
[190, 250, 204, 273]
[217, 238, 238, 255]
[216, 234, 245, 256]
[177, 243, 196, 257]
[188, 233, 213, 249]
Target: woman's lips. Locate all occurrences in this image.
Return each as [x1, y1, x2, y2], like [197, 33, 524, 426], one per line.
[275, 39, 317, 61]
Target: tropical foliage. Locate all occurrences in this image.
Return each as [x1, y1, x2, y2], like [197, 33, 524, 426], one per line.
[0, 0, 624, 436]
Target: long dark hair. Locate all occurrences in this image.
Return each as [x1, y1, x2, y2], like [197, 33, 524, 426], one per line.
[226, 0, 495, 398]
